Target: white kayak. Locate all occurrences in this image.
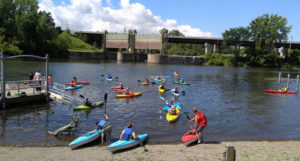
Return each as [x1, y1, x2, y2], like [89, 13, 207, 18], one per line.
[107, 134, 148, 153]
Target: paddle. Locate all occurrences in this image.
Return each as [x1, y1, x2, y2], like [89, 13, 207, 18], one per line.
[183, 112, 193, 129]
[104, 93, 108, 115]
[159, 96, 166, 101]
[79, 95, 85, 99]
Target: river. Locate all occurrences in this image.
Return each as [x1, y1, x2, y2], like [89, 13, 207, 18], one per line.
[0, 59, 300, 146]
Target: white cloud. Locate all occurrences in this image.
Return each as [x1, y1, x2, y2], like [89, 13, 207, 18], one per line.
[39, 0, 214, 37]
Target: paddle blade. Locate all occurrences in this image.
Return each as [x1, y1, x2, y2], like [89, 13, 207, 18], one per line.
[104, 93, 108, 102]
[79, 95, 85, 98]
[159, 96, 165, 101]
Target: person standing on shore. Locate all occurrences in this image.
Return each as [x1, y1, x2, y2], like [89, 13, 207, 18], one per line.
[95, 114, 112, 143]
[188, 108, 207, 144]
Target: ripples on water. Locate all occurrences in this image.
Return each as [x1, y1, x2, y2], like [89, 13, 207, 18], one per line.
[0, 60, 300, 145]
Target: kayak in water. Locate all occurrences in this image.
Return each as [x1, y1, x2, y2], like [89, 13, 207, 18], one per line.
[158, 85, 165, 93]
[107, 134, 148, 153]
[111, 87, 127, 92]
[116, 92, 142, 98]
[264, 90, 297, 94]
[166, 107, 180, 123]
[163, 102, 181, 111]
[65, 81, 90, 85]
[142, 82, 149, 85]
[65, 84, 83, 90]
[171, 90, 180, 97]
[73, 101, 104, 110]
[173, 81, 190, 85]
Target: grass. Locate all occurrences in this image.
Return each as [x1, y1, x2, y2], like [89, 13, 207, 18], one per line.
[68, 35, 102, 52]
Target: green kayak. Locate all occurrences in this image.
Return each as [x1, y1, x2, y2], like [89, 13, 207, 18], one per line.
[73, 101, 104, 110]
[173, 81, 190, 85]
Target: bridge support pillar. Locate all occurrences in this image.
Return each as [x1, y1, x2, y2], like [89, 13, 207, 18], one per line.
[213, 44, 217, 53]
[205, 43, 213, 54]
[117, 52, 124, 61]
[279, 47, 287, 57]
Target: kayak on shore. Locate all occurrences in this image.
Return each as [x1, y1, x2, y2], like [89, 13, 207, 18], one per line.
[69, 129, 103, 150]
[181, 129, 204, 147]
[73, 101, 104, 110]
[264, 90, 297, 94]
[107, 134, 148, 153]
[116, 92, 142, 98]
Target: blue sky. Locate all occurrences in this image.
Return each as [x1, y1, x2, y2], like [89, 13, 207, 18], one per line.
[39, 0, 300, 40]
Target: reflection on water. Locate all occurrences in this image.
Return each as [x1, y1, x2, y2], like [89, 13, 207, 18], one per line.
[1, 60, 300, 145]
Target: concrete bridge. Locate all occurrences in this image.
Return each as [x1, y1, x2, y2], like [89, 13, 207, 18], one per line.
[75, 31, 300, 55]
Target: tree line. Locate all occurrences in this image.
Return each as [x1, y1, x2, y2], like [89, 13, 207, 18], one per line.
[0, 0, 69, 56]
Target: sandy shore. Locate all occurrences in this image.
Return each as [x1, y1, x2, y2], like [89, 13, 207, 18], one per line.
[1, 141, 300, 161]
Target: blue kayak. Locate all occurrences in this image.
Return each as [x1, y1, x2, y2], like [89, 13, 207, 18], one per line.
[106, 77, 113, 81]
[69, 129, 102, 150]
[65, 84, 83, 90]
[107, 134, 148, 153]
[171, 90, 180, 97]
[155, 75, 171, 79]
[163, 102, 181, 111]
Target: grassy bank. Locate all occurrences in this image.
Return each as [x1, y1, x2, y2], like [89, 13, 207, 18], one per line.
[68, 35, 102, 52]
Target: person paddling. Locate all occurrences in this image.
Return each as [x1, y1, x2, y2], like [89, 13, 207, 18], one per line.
[180, 78, 185, 83]
[118, 83, 124, 89]
[145, 78, 149, 83]
[188, 108, 207, 144]
[165, 100, 174, 107]
[83, 98, 95, 106]
[125, 88, 132, 95]
[168, 105, 177, 115]
[108, 74, 112, 79]
[119, 122, 139, 141]
[95, 114, 112, 143]
[173, 86, 179, 93]
[160, 83, 165, 89]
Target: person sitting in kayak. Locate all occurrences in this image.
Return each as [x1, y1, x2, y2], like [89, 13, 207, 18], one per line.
[168, 105, 177, 115]
[180, 78, 185, 83]
[73, 77, 77, 85]
[173, 86, 179, 93]
[125, 88, 132, 95]
[71, 80, 76, 87]
[95, 114, 112, 143]
[166, 100, 174, 107]
[107, 74, 112, 79]
[188, 108, 207, 144]
[118, 83, 124, 89]
[280, 85, 288, 92]
[120, 122, 139, 141]
[174, 71, 179, 75]
[84, 98, 93, 106]
[160, 83, 165, 89]
[145, 78, 149, 83]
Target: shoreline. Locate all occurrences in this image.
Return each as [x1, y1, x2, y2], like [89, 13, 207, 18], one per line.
[1, 140, 300, 161]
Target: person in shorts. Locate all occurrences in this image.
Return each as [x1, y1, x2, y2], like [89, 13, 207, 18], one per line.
[96, 114, 112, 143]
[188, 108, 207, 144]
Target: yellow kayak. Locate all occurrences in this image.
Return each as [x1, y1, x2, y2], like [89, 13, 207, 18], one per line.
[116, 92, 142, 98]
[166, 107, 180, 123]
[142, 82, 149, 85]
[159, 85, 165, 93]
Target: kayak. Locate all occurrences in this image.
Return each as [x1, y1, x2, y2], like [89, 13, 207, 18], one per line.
[155, 75, 171, 79]
[116, 92, 142, 98]
[173, 81, 190, 85]
[142, 82, 149, 85]
[65, 84, 83, 90]
[181, 129, 198, 146]
[106, 78, 113, 81]
[65, 81, 90, 85]
[107, 134, 148, 153]
[153, 77, 162, 82]
[171, 90, 180, 97]
[158, 85, 165, 93]
[73, 101, 104, 110]
[264, 90, 297, 94]
[166, 107, 180, 123]
[163, 102, 181, 111]
[69, 129, 102, 150]
[69, 123, 112, 150]
[111, 87, 127, 92]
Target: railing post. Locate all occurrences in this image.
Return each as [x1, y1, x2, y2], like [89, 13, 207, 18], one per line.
[296, 75, 299, 92]
[45, 54, 49, 101]
[278, 72, 281, 85]
[287, 73, 290, 89]
[17, 82, 20, 94]
[1, 53, 6, 109]
[224, 143, 235, 161]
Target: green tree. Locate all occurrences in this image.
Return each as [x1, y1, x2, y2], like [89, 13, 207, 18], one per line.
[0, 28, 22, 55]
[248, 14, 291, 66]
[168, 29, 184, 36]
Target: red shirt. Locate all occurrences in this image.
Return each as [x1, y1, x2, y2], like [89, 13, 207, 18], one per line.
[195, 112, 207, 127]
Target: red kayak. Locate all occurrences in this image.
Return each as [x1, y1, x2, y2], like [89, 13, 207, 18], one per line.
[65, 81, 90, 85]
[111, 87, 126, 92]
[264, 90, 297, 94]
[182, 129, 198, 146]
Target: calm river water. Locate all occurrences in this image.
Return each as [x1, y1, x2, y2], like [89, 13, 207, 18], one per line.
[0, 59, 300, 146]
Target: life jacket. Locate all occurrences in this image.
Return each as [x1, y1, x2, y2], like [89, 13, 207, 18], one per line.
[97, 120, 107, 129]
[168, 102, 172, 107]
[195, 112, 207, 127]
[123, 128, 133, 141]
